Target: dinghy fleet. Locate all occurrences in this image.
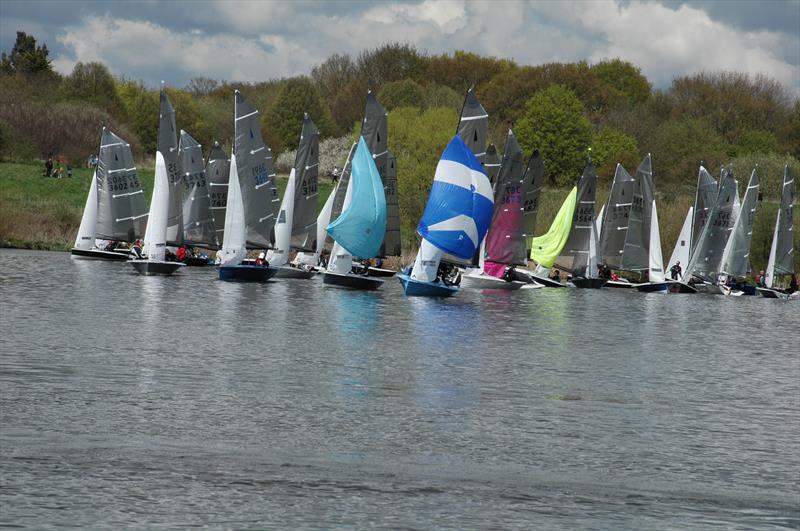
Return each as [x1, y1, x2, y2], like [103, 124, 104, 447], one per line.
[71, 84, 797, 300]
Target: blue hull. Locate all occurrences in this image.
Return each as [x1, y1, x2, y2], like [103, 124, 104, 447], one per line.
[397, 273, 458, 297]
[635, 282, 668, 293]
[218, 265, 278, 282]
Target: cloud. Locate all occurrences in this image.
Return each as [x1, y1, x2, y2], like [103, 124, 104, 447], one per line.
[29, 0, 800, 94]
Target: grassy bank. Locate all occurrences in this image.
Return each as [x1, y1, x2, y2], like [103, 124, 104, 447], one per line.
[1, 160, 796, 276]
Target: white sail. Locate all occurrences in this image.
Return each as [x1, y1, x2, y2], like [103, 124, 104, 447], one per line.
[588, 215, 599, 278]
[74, 171, 98, 250]
[594, 204, 605, 242]
[142, 151, 170, 261]
[667, 207, 693, 279]
[266, 167, 296, 266]
[294, 186, 335, 266]
[765, 210, 780, 288]
[326, 170, 355, 274]
[411, 239, 443, 282]
[648, 200, 665, 283]
[219, 154, 246, 266]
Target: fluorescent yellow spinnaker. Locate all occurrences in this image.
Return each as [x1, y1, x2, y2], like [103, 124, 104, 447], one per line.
[529, 186, 577, 267]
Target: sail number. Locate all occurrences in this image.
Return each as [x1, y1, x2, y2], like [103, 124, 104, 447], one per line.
[106, 172, 140, 192]
[301, 178, 317, 196]
[252, 162, 268, 186]
[167, 162, 181, 185]
[502, 184, 522, 204]
[575, 206, 593, 223]
[183, 171, 207, 191]
[211, 192, 227, 207]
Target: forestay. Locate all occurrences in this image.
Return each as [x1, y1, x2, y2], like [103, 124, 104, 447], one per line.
[179, 130, 218, 249]
[95, 128, 148, 242]
[234, 90, 280, 249]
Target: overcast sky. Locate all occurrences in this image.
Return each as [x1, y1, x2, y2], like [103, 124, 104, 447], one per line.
[1, 0, 798, 94]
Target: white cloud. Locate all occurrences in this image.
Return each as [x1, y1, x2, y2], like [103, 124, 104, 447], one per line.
[48, 0, 799, 94]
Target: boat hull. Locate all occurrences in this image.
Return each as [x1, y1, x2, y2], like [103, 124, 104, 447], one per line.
[512, 269, 564, 287]
[70, 248, 129, 261]
[218, 265, 279, 282]
[693, 282, 724, 295]
[572, 278, 608, 289]
[129, 260, 186, 276]
[756, 287, 788, 299]
[184, 256, 213, 267]
[605, 280, 634, 289]
[398, 273, 458, 297]
[323, 271, 384, 290]
[635, 282, 668, 293]
[275, 265, 314, 279]
[666, 280, 697, 293]
[460, 272, 525, 290]
[366, 267, 396, 278]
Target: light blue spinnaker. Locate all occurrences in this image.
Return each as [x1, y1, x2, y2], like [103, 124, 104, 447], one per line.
[326, 137, 387, 258]
[417, 136, 494, 260]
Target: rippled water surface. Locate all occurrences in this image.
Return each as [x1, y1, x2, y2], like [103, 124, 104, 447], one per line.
[1, 249, 798, 529]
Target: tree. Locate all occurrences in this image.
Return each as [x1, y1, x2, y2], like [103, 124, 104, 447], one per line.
[265, 77, 337, 153]
[0, 31, 53, 75]
[379, 79, 425, 111]
[515, 85, 593, 187]
[62, 62, 124, 117]
[185, 77, 219, 97]
[117, 79, 159, 155]
[733, 129, 783, 156]
[357, 43, 424, 86]
[590, 127, 640, 187]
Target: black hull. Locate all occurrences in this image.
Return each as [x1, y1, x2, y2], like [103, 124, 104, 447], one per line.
[323, 272, 384, 290]
[514, 270, 565, 287]
[572, 278, 608, 289]
[129, 260, 185, 276]
[635, 282, 668, 293]
[70, 248, 129, 261]
[605, 280, 634, 289]
[218, 265, 279, 282]
[184, 256, 213, 267]
[366, 267, 396, 278]
[667, 281, 697, 294]
[275, 265, 314, 279]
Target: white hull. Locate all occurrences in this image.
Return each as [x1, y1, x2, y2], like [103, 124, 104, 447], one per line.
[460, 271, 525, 290]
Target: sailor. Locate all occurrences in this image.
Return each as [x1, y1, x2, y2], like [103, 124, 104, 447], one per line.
[755, 270, 766, 287]
[130, 240, 144, 259]
[176, 246, 187, 262]
[670, 261, 682, 280]
[255, 251, 268, 266]
[502, 266, 516, 282]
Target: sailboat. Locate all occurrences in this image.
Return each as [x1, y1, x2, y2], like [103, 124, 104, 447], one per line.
[130, 89, 185, 276]
[322, 137, 388, 290]
[719, 168, 760, 295]
[398, 136, 494, 297]
[179, 130, 218, 265]
[526, 187, 577, 287]
[266, 114, 318, 279]
[552, 159, 604, 289]
[217, 90, 281, 282]
[461, 129, 528, 290]
[72, 128, 149, 260]
[361, 90, 401, 275]
[206, 141, 230, 246]
[684, 168, 738, 294]
[598, 163, 635, 288]
[664, 206, 697, 293]
[758, 165, 795, 298]
[634, 200, 667, 292]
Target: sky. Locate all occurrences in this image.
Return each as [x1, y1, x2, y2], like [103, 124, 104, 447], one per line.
[1, 0, 798, 94]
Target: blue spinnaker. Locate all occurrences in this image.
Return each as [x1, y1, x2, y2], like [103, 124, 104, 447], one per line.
[417, 136, 494, 260]
[326, 137, 387, 258]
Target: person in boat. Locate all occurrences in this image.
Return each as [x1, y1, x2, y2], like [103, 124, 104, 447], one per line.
[549, 268, 560, 281]
[318, 250, 328, 269]
[374, 257, 383, 269]
[610, 271, 620, 282]
[755, 270, 766, 288]
[670, 261, 682, 280]
[176, 246, 187, 262]
[255, 252, 268, 267]
[130, 240, 144, 259]
[164, 247, 176, 261]
[502, 266, 516, 282]
[789, 274, 798, 294]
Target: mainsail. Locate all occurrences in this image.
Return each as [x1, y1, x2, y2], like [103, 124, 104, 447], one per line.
[691, 165, 718, 255]
[157, 88, 183, 246]
[685, 169, 738, 281]
[553, 160, 597, 276]
[530, 187, 577, 268]
[290, 114, 319, 251]
[361, 90, 401, 257]
[179, 130, 218, 249]
[621, 154, 653, 271]
[720, 169, 759, 278]
[599, 163, 635, 269]
[234, 90, 280, 248]
[326, 136, 387, 259]
[456, 86, 488, 163]
[484, 129, 527, 269]
[206, 141, 230, 243]
[95, 128, 148, 242]
[774, 165, 795, 277]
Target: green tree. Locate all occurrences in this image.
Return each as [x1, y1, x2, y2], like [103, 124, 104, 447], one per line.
[379, 79, 425, 111]
[117, 79, 159, 155]
[515, 85, 592, 187]
[591, 59, 651, 104]
[0, 31, 53, 75]
[733, 129, 783, 156]
[590, 127, 640, 187]
[62, 62, 124, 117]
[265, 77, 337, 153]
[423, 83, 462, 111]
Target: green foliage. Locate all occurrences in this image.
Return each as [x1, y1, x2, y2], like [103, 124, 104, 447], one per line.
[590, 127, 640, 187]
[590, 59, 651, 104]
[117, 79, 158, 155]
[265, 77, 337, 153]
[357, 43, 425, 85]
[423, 83, 462, 111]
[728, 152, 800, 200]
[379, 79, 425, 111]
[734, 129, 783, 156]
[62, 62, 124, 117]
[425, 50, 515, 92]
[388, 106, 459, 251]
[516, 85, 592, 187]
[0, 31, 53, 75]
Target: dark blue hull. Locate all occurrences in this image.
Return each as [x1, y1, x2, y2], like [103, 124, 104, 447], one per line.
[397, 273, 458, 297]
[635, 282, 668, 293]
[218, 265, 279, 282]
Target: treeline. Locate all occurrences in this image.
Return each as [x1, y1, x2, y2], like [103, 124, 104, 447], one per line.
[1, 32, 798, 200]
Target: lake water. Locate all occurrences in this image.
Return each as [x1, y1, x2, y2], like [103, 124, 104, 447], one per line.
[1, 248, 798, 529]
